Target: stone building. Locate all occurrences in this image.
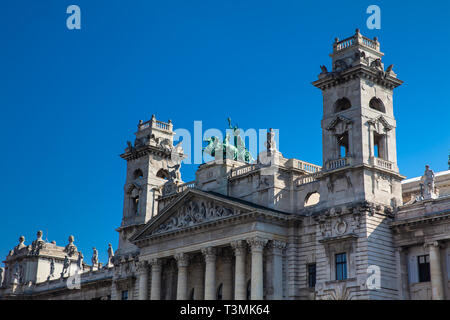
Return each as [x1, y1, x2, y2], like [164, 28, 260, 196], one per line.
[1, 30, 449, 300]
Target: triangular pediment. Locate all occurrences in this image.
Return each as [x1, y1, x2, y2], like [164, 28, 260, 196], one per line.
[130, 189, 279, 242]
[368, 115, 393, 133]
[326, 115, 353, 135]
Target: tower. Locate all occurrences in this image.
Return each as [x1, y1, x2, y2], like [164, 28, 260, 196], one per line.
[313, 29, 404, 207]
[116, 115, 184, 255]
[311, 30, 405, 300]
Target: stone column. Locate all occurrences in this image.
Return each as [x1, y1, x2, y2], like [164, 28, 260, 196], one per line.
[175, 253, 189, 300]
[425, 241, 445, 300]
[270, 240, 286, 300]
[247, 237, 268, 300]
[396, 247, 410, 300]
[149, 258, 162, 300]
[222, 254, 233, 300]
[137, 261, 149, 300]
[231, 240, 247, 300]
[202, 247, 216, 300]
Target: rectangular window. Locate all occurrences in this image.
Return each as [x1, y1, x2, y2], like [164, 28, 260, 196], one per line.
[308, 264, 316, 288]
[121, 290, 128, 300]
[417, 255, 430, 282]
[335, 253, 347, 281]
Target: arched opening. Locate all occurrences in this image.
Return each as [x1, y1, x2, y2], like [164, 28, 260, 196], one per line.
[334, 97, 351, 113]
[216, 283, 223, 300]
[133, 169, 144, 180]
[369, 97, 385, 113]
[246, 280, 251, 300]
[305, 192, 320, 207]
[156, 169, 170, 180]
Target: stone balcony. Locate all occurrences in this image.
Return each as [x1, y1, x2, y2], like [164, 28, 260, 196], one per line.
[326, 157, 351, 170]
[370, 156, 394, 171]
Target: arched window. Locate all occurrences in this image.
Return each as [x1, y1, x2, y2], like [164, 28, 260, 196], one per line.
[133, 169, 143, 179]
[305, 192, 320, 207]
[156, 169, 169, 180]
[217, 283, 223, 300]
[246, 280, 251, 300]
[369, 97, 385, 113]
[334, 97, 351, 113]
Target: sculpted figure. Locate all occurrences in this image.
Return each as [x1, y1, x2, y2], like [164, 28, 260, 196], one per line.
[91, 247, 99, 267]
[31, 230, 45, 255]
[14, 236, 26, 254]
[107, 244, 114, 266]
[61, 255, 70, 277]
[64, 235, 78, 257]
[48, 258, 55, 279]
[77, 252, 84, 270]
[0, 267, 3, 287]
[420, 165, 436, 198]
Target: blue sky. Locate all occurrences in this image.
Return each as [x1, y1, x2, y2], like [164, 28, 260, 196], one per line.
[1, 0, 449, 265]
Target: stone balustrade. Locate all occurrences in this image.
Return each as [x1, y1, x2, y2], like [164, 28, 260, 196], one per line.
[138, 115, 173, 132]
[372, 157, 393, 170]
[326, 157, 351, 170]
[296, 171, 323, 186]
[333, 29, 380, 53]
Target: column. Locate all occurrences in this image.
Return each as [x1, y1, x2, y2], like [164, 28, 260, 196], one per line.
[175, 253, 189, 300]
[149, 258, 162, 300]
[426, 241, 445, 300]
[202, 247, 216, 300]
[222, 254, 233, 300]
[231, 240, 247, 300]
[247, 236, 268, 300]
[396, 247, 410, 300]
[270, 240, 286, 300]
[137, 261, 149, 300]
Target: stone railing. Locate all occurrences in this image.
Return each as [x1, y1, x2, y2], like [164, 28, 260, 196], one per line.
[229, 164, 259, 179]
[326, 157, 351, 170]
[333, 29, 380, 53]
[138, 115, 173, 132]
[371, 157, 393, 171]
[296, 160, 322, 173]
[296, 171, 323, 186]
[177, 180, 196, 193]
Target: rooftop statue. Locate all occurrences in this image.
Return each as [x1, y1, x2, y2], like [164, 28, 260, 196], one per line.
[203, 118, 254, 163]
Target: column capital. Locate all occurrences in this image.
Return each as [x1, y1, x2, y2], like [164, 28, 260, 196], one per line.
[231, 240, 247, 256]
[246, 236, 269, 252]
[269, 240, 287, 254]
[202, 247, 217, 263]
[424, 241, 440, 249]
[136, 260, 148, 274]
[149, 258, 162, 270]
[174, 253, 190, 268]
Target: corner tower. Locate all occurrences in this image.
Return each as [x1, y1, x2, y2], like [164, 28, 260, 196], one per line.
[313, 29, 404, 207]
[116, 115, 185, 256]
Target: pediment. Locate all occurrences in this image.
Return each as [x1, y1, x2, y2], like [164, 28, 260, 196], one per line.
[367, 115, 393, 133]
[130, 190, 260, 242]
[326, 116, 353, 135]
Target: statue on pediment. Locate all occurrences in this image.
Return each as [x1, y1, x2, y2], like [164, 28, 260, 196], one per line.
[61, 255, 70, 277]
[107, 244, 114, 267]
[31, 230, 45, 255]
[420, 165, 437, 200]
[13, 236, 26, 255]
[64, 235, 77, 257]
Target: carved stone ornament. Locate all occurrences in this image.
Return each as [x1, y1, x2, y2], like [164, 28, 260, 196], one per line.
[151, 199, 240, 235]
[326, 115, 353, 135]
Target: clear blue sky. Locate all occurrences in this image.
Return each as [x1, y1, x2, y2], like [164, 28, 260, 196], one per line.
[1, 1, 449, 265]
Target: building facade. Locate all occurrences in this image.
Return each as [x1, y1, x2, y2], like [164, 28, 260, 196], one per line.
[1, 30, 449, 300]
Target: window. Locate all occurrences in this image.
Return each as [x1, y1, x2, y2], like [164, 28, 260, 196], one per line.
[373, 132, 386, 159]
[334, 98, 351, 113]
[308, 264, 316, 288]
[418, 255, 430, 282]
[121, 290, 128, 300]
[133, 169, 144, 179]
[337, 132, 349, 158]
[156, 169, 169, 180]
[305, 192, 320, 207]
[369, 97, 385, 113]
[217, 283, 223, 300]
[335, 253, 347, 281]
